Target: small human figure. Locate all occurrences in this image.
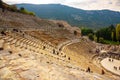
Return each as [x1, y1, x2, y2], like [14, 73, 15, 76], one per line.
[108, 58, 111, 62]
[101, 69, 105, 75]
[43, 46, 45, 50]
[96, 49, 100, 53]
[112, 59, 113, 62]
[18, 54, 22, 57]
[86, 67, 90, 72]
[114, 66, 115, 70]
[53, 49, 55, 54]
[114, 66, 117, 70]
[68, 57, 70, 60]
[116, 67, 117, 70]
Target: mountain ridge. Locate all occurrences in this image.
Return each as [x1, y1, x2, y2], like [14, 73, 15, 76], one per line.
[16, 3, 120, 12]
[16, 4, 120, 29]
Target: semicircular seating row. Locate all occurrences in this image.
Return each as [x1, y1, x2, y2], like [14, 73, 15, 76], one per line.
[1, 31, 71, 63]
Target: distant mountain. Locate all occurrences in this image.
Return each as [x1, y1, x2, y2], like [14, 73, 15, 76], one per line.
[16, 4, 120, 29]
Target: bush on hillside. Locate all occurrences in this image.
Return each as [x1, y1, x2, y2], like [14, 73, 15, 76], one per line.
[81, 28, 93, 36]
[29, 12, 35, 16]
[19, 7, 35, 16]
[1, 0, 35, 16]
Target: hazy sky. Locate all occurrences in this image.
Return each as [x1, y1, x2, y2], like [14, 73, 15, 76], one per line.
[3, 0, 120, 11]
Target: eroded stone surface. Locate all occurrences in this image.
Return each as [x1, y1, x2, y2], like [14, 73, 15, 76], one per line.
[0, 9, 120, 80]
[0, 46, 118, 80]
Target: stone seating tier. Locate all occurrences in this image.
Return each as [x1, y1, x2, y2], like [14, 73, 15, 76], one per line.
[1, 31, 71, 63]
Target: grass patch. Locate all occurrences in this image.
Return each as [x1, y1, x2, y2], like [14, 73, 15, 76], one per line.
[103, 40, 120, 45]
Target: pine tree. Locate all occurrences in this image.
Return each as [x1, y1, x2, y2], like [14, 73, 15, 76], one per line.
[116, 24, 120, 41]
[0, 0, 3, 8]
[111, 31, 114, 41]
[0, 0, 5, 12]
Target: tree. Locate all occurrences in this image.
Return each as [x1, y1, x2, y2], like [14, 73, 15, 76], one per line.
[111, 31, 114, 41]
[95, 25, 115, 41]
[20, 7, 27, 14]
[94, 35, 97, 42]
[10, 5, 18, 12]
[81, 28, 93, 36]
[116, 24, 120, 41]
[19, 7, 35, 16]
[0, 0, 4, 12]
[0, 0, 3, 8]
[96, 31, 100, 42]
[88, 33, 94, 41]
[99, 37, 104, 43]
[20, 7, 25, 11]
[108, 25, 115, 40]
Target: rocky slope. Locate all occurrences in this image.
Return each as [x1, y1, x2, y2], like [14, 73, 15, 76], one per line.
[0, 8, 80, 45]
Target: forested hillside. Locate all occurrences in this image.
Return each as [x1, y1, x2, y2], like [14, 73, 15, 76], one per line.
[17, 4, 120, 29]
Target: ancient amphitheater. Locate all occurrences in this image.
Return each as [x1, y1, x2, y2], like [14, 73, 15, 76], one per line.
[0, 9, 120, 80]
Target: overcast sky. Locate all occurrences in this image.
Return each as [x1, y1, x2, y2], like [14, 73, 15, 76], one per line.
[3, 0, 120, 11]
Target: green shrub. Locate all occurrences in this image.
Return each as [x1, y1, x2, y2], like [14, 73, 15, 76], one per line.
[19, 7, 35, 16]
[88, 33, 94, 41]
[28, 12, 35, 16]
[81, 28, 93, 36]
[94, 35, 97, 42]
[99, 37, 104, 43]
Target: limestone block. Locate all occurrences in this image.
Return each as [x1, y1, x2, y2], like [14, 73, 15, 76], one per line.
[0, 67, 19, 80]
[3, 43, 11, 51]
[0, 39, 4, 48]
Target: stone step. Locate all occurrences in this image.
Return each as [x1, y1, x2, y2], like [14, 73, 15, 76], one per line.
[2, 36, 11, 40]
[1, 32, 70, 64]
[10, 39, 17, 45]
